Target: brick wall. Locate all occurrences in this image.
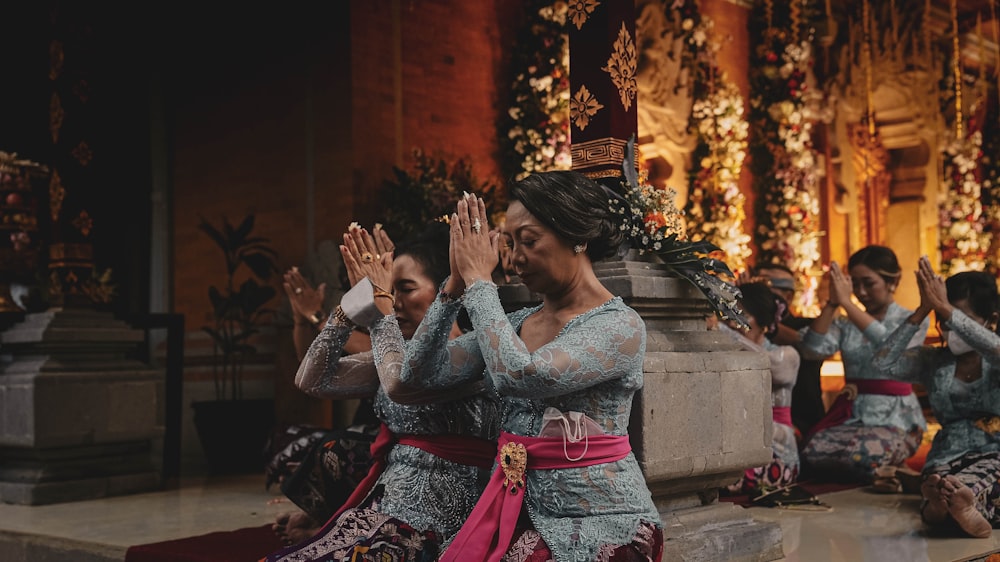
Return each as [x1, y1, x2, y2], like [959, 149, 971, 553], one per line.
[171, 1, 517, 402]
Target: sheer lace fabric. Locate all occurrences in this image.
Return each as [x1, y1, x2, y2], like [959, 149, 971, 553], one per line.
[402, 281, 662, 561]
[800, 302, 928, 432]
[292, 308, 501, 541]
[872, 309, 1000, 469]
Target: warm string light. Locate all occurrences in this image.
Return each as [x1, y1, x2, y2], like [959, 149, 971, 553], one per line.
[977, 13, 986, 104]
[952, 0, 963, 140]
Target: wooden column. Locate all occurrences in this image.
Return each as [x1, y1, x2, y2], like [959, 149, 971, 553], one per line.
[568, 0, 637, 180]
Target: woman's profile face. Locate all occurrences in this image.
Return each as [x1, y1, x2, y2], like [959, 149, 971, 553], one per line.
[502, 201, 578, 294]
[391, 254, 437, 339]
[849, 263, 894, 313]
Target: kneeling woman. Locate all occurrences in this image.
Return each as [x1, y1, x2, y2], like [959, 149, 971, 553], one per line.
[872, 257, 1000, 538]
[263, 223, 500, 562]
[397, 176, 663, 562]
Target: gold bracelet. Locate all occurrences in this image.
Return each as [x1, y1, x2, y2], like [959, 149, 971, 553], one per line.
[370, 281, 395, 305]
[333, 305, 355, 327]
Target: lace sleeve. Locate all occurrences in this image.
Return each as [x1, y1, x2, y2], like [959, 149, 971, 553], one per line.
[371, 314, 486, 405]
[947, 309, 1000, 363]
[800, 319, 843, 360]
[463, 280, 646, 399]
[871, 321, 937, 384]
[294, 318, 379, 399]
[398, 286, 490, 391]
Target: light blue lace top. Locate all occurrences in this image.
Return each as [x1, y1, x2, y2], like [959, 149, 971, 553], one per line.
[800, 302, 928, 432]
[399, 280, 662, 562]
[872, 309, 1000, 469]
[295, 314, 501, 540]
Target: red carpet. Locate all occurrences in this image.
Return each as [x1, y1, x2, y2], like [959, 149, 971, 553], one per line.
[125, 524, 283, 562]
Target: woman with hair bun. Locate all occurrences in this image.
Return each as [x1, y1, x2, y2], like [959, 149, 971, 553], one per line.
[719, 281, 800, 495]
[799, 245, 929, 487]
[395, 171, 663, 562]
[873, 256, 1000, 538]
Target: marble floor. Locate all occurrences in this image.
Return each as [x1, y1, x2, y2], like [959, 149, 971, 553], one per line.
[0, 474, 998, 562]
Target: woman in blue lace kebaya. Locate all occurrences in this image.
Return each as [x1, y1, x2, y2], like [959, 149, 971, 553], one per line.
[719, 282, 800, 495]
[799, 245, 929, 485]
[263, 222, 500, 562]
[395, 172, 663, 562]
[872, 257, 1000, 538]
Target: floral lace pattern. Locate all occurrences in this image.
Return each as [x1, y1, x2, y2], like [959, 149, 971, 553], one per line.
[872, 309, 1000, 469]
[402, 281, 662, 561]
[800, 302, 928, 433]
[292, 308, 501, 542]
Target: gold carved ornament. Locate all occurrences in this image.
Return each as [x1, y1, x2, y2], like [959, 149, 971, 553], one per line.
[601, 22, 637, 112]
[50, 93, 64, 144]
[570, 85, 604, 131]
[567, 0, 600, 30]
[49, 170, 65, 222]
[500, 441, 527, 495]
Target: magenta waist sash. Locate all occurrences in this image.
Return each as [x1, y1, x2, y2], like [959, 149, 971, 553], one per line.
[440, 431, 632, 562]
[330, 423, 496, 521]
[772, 406, 792, 427]
[805, 379, 913, 442]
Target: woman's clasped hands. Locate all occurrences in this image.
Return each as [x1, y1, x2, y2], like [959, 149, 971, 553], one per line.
[446, 192, 499, 295]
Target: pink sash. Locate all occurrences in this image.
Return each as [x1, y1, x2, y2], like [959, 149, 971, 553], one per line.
[440, 431, 632, 562]
[805, 379, 912, 442]
[330, 423, 495, 521]
[772, 406, 792, 427]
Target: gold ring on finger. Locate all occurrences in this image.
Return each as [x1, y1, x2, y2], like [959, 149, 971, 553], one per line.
[361, 253, 373, 263]
[294, 287, 303, 295]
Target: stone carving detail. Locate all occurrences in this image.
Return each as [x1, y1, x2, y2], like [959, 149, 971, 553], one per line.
[634, 0, 697, 202]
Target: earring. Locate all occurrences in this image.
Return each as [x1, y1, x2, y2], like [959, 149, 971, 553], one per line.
[573, 244, 585, 254]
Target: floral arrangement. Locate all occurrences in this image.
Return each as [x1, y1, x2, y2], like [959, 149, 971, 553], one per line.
[612, 135, 747, 328]
[381, 148, 502, 242]
[498, 0, 572, 181]
[982, 107, 1000, 276]
[938, 122, 989, 275]
[748, 11, 825, 316]
[670, 2, 752, 274]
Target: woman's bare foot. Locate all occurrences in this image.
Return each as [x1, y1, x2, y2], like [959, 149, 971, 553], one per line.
[272, 510, 322, 546]
[920, 474, 948, 524]
[940, 475, 993, 538]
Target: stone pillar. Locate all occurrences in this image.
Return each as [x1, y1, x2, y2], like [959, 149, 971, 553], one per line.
[0, 2, 163, 505]
[561, 2, 783, 559]
[0, 309, 162, 505]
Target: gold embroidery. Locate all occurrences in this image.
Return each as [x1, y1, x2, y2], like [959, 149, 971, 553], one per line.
[974, 416, 1000, 434]
[567, 0, 600, 30]
[601, 22, 637, 111]
[570, 85, 604, 131]
[500, 441, 527, 495]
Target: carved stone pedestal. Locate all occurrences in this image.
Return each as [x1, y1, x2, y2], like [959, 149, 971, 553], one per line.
[0, 308, 163, 505]
[500, 254, 784, 561]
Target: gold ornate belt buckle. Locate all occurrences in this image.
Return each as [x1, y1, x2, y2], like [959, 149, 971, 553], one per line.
[974, 416, 1000, 434]
[500, 441, 527, 495]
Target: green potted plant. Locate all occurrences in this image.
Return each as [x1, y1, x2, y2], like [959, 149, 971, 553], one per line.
[192, 213, 280, 474]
